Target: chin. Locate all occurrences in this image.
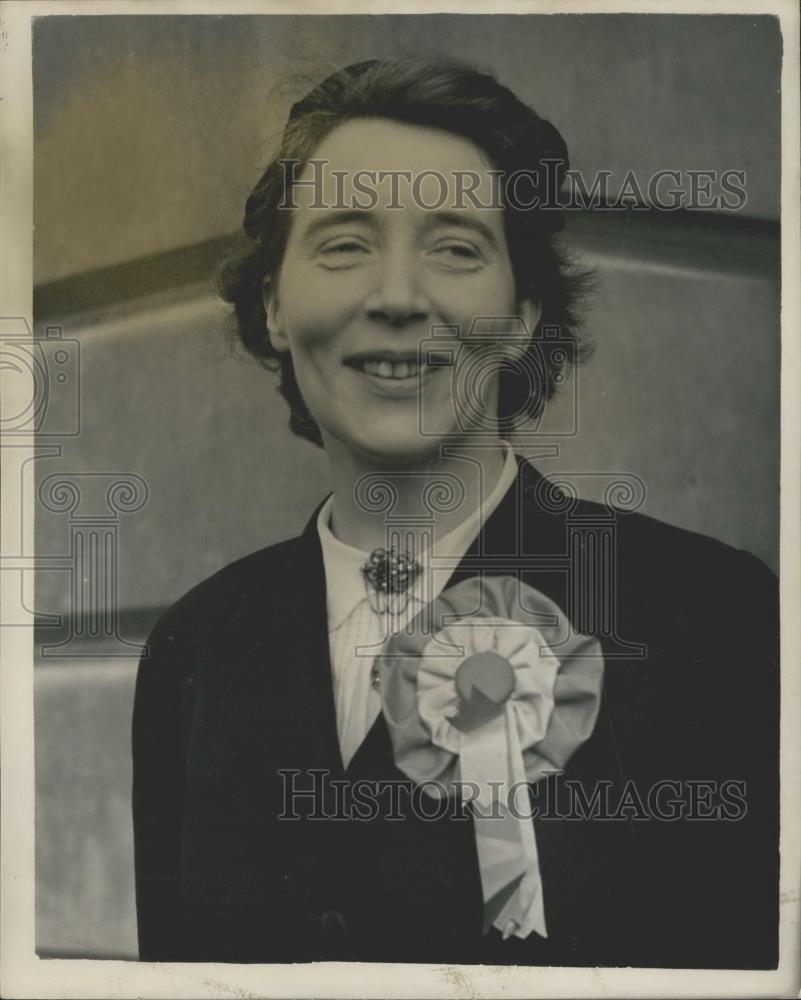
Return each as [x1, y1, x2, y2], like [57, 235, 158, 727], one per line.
[362, 439, 444, 469]
[347, 425, 456, 469]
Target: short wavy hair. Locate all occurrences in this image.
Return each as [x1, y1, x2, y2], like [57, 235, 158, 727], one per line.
[218, 57, 593, 446]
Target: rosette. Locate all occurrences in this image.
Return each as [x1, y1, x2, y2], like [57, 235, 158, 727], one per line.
[379, 575, 604, 940]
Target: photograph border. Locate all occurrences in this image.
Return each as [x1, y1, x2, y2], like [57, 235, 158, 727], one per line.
[1, 1, 799, 997]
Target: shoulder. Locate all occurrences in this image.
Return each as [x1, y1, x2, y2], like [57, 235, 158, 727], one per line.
[591, 498, 775, 624]
[560, 499, 779, 685]
[146, 532, 311, 646]
[518, 463, 777, 643]
[608, 503, 774, 587]
[523, 461, 776, 597]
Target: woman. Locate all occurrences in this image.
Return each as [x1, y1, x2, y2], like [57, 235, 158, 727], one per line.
[132, 58, 778, 968]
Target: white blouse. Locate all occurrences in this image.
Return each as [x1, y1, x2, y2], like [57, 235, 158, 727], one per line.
[316, 445, 519, 767]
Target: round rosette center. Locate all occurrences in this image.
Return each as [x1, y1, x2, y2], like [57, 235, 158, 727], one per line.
[453, 651, 515, 726]
[418, 616, 560, 756]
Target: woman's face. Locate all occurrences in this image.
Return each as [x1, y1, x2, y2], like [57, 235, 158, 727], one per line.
[266, 117, 539, 464]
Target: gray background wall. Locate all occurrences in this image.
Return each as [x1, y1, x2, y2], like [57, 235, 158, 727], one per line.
[31, 14, 781, 958]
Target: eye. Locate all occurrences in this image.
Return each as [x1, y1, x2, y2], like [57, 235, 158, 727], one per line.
[316, 238, 370, 268]
[430, 241, 484, 269]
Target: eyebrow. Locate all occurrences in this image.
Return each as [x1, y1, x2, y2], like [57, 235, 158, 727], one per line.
[296, 208, 501, 249]
[420, 210, 500, 249]
[297, 210, 375, 243]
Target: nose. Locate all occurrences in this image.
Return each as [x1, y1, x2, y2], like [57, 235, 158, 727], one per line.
[363, 253, 430, 328]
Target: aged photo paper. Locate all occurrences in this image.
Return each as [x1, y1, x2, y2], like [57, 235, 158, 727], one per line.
[1, 1, 799, 997]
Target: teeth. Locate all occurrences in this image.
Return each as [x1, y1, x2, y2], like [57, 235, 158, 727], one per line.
[360, 360, 420, 379]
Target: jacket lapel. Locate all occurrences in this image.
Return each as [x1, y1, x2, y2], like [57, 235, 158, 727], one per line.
[220, 503, 345, 779]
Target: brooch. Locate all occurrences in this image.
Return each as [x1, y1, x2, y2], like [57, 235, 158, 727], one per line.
[360, 545, 422, 614]
[361, 546, 422, 690]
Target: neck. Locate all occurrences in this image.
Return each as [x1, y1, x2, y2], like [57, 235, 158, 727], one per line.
[323, 435, 510, 552]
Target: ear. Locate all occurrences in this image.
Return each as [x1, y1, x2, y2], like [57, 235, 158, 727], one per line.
[504, 297, 542, 360]
[262, 277, 290, 353]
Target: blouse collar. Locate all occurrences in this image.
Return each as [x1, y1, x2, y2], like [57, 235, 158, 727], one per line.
[317, 443, 519, 632]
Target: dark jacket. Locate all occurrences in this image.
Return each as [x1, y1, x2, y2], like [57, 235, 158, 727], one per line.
[132, 458, 779, 967]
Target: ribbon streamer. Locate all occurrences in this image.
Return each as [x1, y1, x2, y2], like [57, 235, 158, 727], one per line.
[460, 706, 545, 938]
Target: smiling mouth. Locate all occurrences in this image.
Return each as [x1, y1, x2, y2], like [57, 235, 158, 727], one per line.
[345, 352, 452, 381]
[360, 359, 420, 380]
